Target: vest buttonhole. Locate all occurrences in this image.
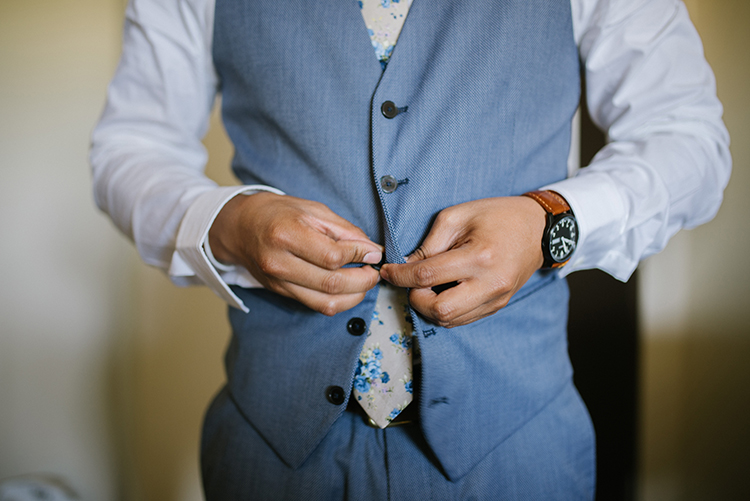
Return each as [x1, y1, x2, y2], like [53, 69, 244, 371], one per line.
[429, 397, 450, 407]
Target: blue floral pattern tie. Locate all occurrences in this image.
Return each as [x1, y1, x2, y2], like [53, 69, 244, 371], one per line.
[352, 283, 414, 428]
[358, 0, 414, 68]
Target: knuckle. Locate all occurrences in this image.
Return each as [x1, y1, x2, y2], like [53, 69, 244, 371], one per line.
[317, 294, 362, 316]
[319, 301, 339, 317]
[266, 221, 291, 247]
[474, 247, 495, 268]
[434, 209, 450, 225]
[435, 318, 453, 329]
[321, 248, 345, 270]
[436, 208, 457, 227]
[256, 256, 283, 277]
[496, 296, 510, 309]
[414, 265, 436, 288]
[433, 301, 455, 324]
[488, 285, 512, 311]
[320, 272, 344, 294]
[491, 275, 513, 295]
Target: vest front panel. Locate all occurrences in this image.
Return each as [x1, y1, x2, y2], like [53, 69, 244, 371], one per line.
[214, 0, 581, 478]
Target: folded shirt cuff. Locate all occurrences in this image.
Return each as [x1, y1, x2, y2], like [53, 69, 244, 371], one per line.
[171, 184, 286, 313]
[543, 171, 633, 281]
[200, 223, 266, 289]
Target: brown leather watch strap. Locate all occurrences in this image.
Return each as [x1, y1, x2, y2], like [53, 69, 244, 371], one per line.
[522, 190, 571, 216]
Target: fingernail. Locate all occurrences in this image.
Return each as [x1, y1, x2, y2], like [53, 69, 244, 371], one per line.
[363, 252, 382, 264]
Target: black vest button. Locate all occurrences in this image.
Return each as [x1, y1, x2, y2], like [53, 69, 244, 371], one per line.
[381, 101, 399, 119]
[347, 317, 367, 336]
[380, 175, 398, 193]
[326, 385, 345, 405]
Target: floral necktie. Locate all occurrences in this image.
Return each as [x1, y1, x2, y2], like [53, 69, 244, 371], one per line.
[352, 282, 414, 427]
[352, 1, 415, 428]
[358, 0, 414, 68]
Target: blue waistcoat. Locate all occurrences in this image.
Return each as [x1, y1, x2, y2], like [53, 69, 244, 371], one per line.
[213, 0, 581, 482]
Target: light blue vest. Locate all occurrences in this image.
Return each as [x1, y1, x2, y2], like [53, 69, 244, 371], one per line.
[214, 0, 581, 481]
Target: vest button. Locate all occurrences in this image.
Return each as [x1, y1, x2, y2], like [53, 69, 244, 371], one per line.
[381, 101, 399, 119]
[380, 175, 398, 193]
[347, 317, 367, 336]
[326, 385, 345, 405]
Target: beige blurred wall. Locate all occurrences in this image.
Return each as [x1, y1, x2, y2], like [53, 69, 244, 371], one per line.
[639, 1, 750, 500]
[0, 0, 129, 499]
[0, 0, 233, 499]
[0, 1, 748, 500]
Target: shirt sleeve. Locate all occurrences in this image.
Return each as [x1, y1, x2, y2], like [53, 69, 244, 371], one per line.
[547, 0, 731, 281]
[90, 0, 271, 311]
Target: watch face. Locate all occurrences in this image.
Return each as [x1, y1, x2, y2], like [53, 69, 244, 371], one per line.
[549, 215, 578, 262]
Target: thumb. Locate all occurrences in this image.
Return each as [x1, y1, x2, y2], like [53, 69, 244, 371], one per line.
[336, 238, 384, 265]
[330, 226, 384, 265]
[307, 208, 384, 264]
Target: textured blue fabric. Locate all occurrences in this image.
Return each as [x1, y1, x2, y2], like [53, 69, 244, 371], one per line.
[202, 381, 595, 500]
[211, 0, 585, 490]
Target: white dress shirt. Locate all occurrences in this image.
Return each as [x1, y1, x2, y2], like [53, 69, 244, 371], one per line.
[91, 0, 731, 312]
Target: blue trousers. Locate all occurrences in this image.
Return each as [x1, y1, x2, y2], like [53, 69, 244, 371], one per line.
[201, 381, 595, 500]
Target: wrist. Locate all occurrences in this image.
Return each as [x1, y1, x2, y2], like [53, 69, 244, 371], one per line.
[515, 196, 547, 270]
[208, 191, 277, 265]
[203, 233, 235, 272]
[207, 194, 243, 265]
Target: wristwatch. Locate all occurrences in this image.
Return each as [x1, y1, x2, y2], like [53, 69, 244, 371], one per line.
[522, 190, 579, 269]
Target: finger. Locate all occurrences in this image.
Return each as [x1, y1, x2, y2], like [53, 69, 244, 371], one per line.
[278, 223, 383, 268]
[295, 234, 383, 268]
[442, 307, 498, 327]
[280, 283, 369, 317]
[409, 280, 510, 328]
[408, 280, 494, 327]
[381, 246, 477, 289]
[262, 256, 382, 295]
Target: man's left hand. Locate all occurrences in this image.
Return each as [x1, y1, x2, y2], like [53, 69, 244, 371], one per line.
[380, 196, 547, 328]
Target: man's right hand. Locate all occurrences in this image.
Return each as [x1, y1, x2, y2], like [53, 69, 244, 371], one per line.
[208, 192, 383, 316]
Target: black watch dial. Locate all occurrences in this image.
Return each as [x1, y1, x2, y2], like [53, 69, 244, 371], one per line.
[548, 215, 578, 263]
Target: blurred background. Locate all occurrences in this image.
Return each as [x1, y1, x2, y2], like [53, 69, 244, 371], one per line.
[0, 0, 748, 499]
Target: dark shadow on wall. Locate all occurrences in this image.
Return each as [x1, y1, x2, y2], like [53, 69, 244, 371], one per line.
[568, 270, 639, 501]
